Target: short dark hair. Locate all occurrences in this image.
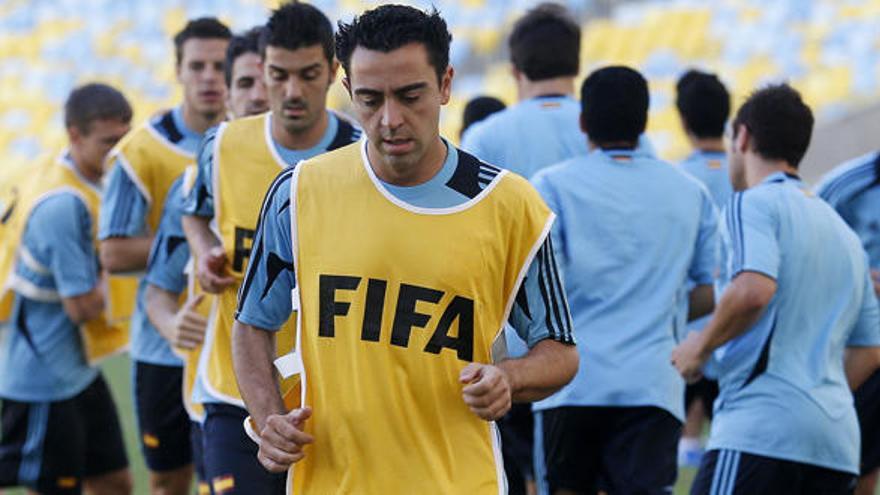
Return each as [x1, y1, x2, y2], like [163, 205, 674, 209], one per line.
[64, 83, 132, 134]
[259, 1, 334, 63]
[580, 66, 649, 148]
[733, 84, 814, 168]
[174, 17, 232, 66]
[676, 70, 730, 139]
[336, 5, 452, 83]
[509, 3, 580, 81]
[461, 96, 506, 138]
[226, 26, 263, 87]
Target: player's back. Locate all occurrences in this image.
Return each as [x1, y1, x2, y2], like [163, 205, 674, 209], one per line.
[532, 148, 716, 417]
[679, 150, 732, 210]
[461, 95, 586, 178]
[710, 172, 877, 473]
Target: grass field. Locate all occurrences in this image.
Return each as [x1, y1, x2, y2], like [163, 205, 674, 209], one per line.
[5, 354, 703, 494]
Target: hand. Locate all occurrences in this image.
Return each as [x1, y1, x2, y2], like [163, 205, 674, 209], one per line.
[170, 294, 208, 349]
[257, 408, 314, 473]
[460, 363, 512, 421]
[671, 331, 709, 384]
[871, 269, 879, 298]
[198, 246, 235, 293]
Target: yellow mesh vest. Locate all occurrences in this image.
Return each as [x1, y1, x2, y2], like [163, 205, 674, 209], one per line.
[201, 113, 296, 405]
[0, 153, 128, 364]
[285, 142, 553, 494]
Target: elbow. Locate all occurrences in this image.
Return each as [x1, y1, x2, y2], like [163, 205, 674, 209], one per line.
[559, 344, 579, 388]
[65, 293, 105, 324]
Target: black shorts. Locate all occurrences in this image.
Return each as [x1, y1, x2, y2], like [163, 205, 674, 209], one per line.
[0, 374, 128, 494]
[691, 449, 857, 495]
[855, 368, 880, 475]
[203, 403, 286, 495]
[190, 421, 210, 494]
[685, 377, 719, 420]
[134, 361, 192, 471]
[498, 403, 535, 495]
[541, 405, 682, 495]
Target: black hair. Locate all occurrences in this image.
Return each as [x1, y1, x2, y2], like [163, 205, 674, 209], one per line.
[460, 96, 506, 138]
[508, 3, 580, 81]
[64, 83, 132, 133]
[259, 1, 334, 62]
[173, 17, 232, 66]
[336, 4, 452, 83]
[733, 84, 814, 168]
[676, 69, 730, 139]
[580, 66, 649, 148]
[226, 26, 263, 87]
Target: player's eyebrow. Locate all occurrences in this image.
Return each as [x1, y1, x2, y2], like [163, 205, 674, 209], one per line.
[353, 82, 428, 97]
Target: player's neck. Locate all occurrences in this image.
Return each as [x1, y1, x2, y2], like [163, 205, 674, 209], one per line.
[180, 103, 224, 134]
[368, 136, 447, 187]
[67, 149, 102, 185]
[746, 157, 798, 187]
[272, 110, 329, 150]
[690, 136, 725, 153]
[517, 77, 575, 101]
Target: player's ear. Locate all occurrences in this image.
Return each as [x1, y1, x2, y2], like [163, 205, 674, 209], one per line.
[341, 76, 351, 96]
[439, 66, 454, 105]
[734, 123, 749, 154]
[329, 59, 340, 85]
[67, 125, 82, 145]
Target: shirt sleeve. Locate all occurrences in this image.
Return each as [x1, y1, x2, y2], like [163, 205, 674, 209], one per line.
[727, 190, 780, 280]
[235, 170, 296, 331]
[182, 127, 218, 218]
[847, 264, 880, 346]
[144, 195, 189, 295]
[98, 162, 149, 239]
[689, 186, 720, 285]
[32, 194, 99, 297]
[507, 234, 575, 348]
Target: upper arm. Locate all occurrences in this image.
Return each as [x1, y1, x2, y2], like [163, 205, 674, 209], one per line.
[33, 195, 99, 298]
[183, 129, 218, 218]
[98, 162, 148, 239]
[727, 190, 780, 280]
[235, 171, 296, 331]
[847, 267, 880, 347]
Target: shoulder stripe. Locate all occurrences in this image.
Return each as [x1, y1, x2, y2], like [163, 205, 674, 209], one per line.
[327, 117, 362, 151]
[817, 153, 880, 204]
[155, 110, 184, 144]
[535, 246, 558, 342]
[545, 236, 574, 343]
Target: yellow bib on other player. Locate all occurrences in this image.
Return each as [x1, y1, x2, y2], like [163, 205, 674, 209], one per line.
[0, 153, 128, 364]
[285, 142, 553, 494]
[199, 113, 296, 406]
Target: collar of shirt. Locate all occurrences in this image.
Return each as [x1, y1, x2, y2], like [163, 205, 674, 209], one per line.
[762, 170, 802, 186]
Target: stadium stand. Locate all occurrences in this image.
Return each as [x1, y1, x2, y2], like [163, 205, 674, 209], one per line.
[1, 0, 879, 171]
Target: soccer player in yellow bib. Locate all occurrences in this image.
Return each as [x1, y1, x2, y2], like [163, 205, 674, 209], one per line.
[232, 5, 579, 494]
[181, 3, 360, 493]
[97, 17, 231, 495]
[0, 84, 133, 495]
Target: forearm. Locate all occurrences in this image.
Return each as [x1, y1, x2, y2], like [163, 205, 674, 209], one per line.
[499, 339, 578, 402]
[688, 284, 715, 321]
[697, 284, 768, 355]
[144, 284, 181, 342]
[845, 347, 880, 390]
[182, 215, 220, 259]
[232, 321, 286, 430]
[62, 286, 105, 324]
[99, 236, 153, 273]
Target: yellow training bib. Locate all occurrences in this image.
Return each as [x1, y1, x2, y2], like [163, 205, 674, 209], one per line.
[285, 141, 553, 494]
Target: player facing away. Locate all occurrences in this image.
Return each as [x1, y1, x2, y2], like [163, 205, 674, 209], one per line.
[181, 3, 360, 493]
[232, 5, 579, 494]
[815, 142, 880, 495]
[531, 66, 718, 495]
[98, 17, 230, 495]
[142, 25, 273, 495]
[0, 84, 133, 495]
[672, 84, 880, 495]
[674, 68, 733, 467]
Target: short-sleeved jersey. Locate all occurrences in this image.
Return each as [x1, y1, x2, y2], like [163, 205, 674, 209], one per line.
[678, 150, 733, 211]
[460, 95, 655, 180]
[816, 152, 880, 270]
[708, 172, 880, 474]
[0, 162, 100, 401]
[99, 107, 203, 366]
[237, 139, 573, 494]
[531, 148, 718, 420]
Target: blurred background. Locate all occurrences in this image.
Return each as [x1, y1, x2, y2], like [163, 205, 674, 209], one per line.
[2, 0, 879, 492]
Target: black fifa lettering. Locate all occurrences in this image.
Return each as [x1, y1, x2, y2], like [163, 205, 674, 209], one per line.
[232, 227, 256, 272]
[361, 278, 387, 342]
[425, 296, 475, 362]
[391, 284, 443, 348]
[318, 275, 361, 337]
